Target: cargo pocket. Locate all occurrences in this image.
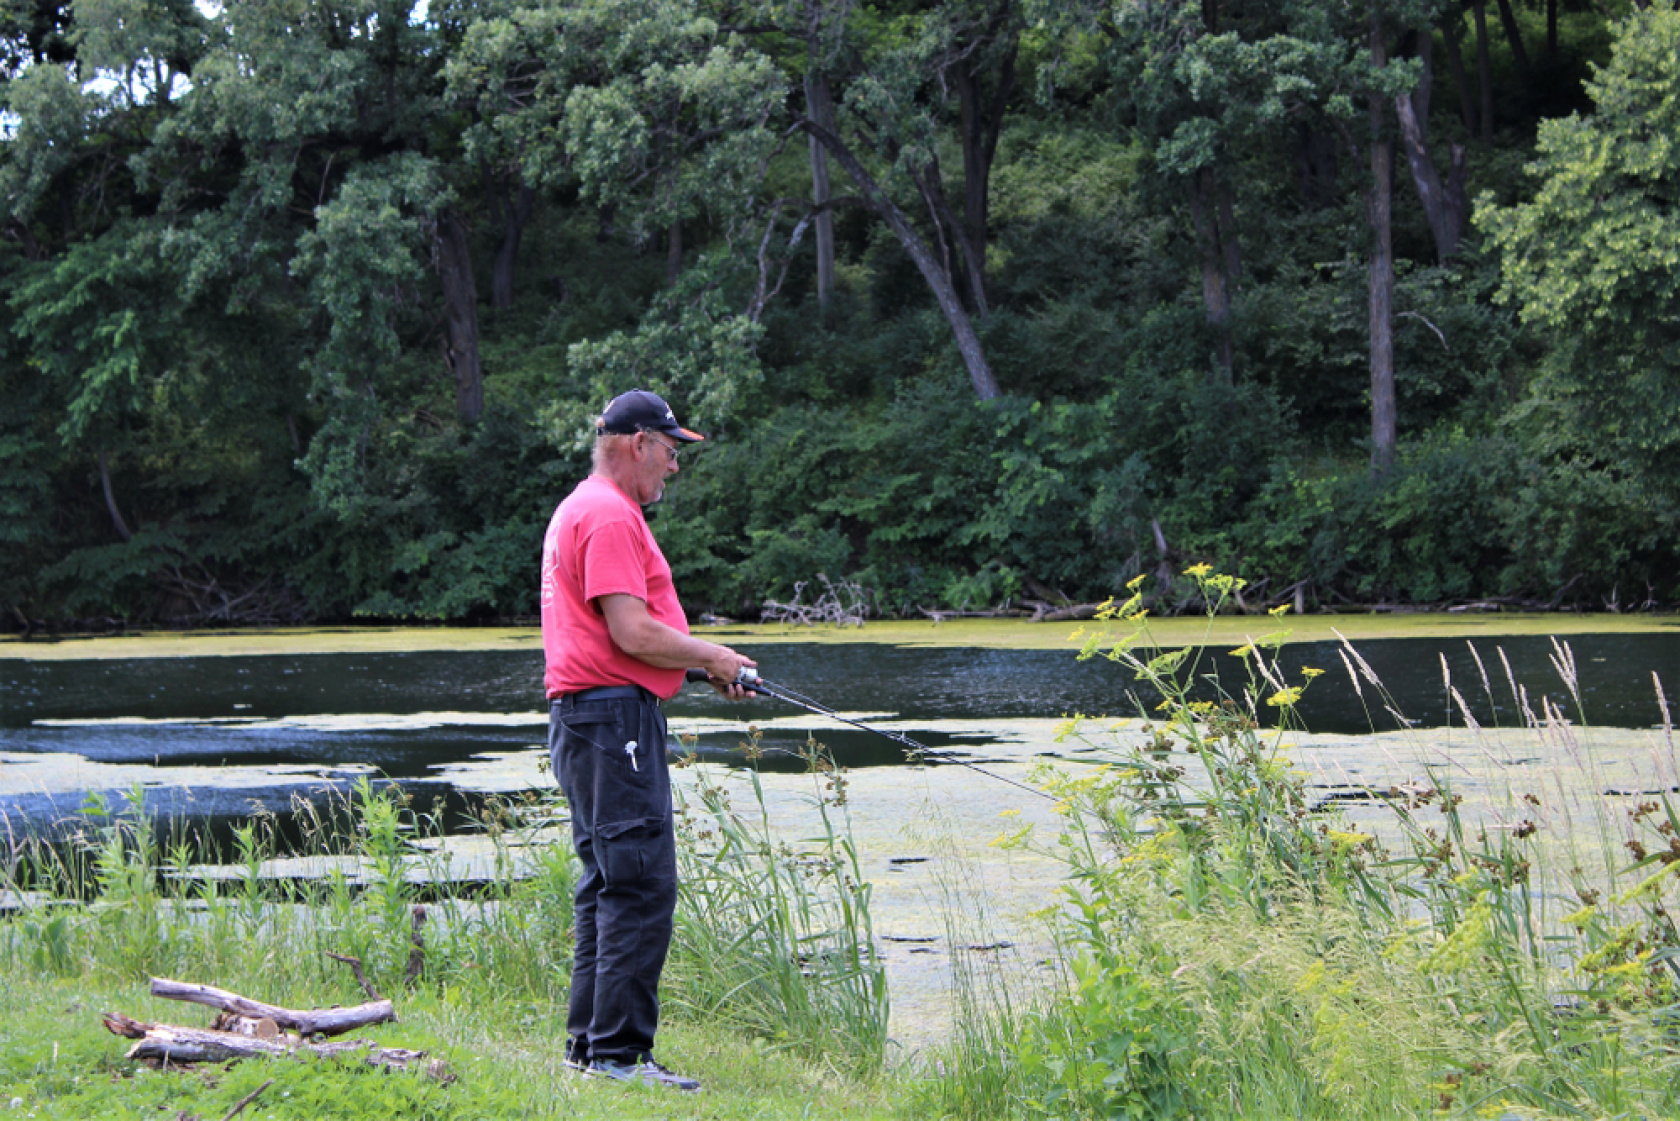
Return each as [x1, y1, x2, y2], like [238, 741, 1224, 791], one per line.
[559, 707, 620, 736]
[597, 817, 665, 888]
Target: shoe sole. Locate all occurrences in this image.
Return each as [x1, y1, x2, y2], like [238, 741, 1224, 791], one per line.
[580, 1066, 700, 1092]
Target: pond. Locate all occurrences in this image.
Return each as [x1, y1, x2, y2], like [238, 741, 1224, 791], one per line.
[2, 631, 1676, 843]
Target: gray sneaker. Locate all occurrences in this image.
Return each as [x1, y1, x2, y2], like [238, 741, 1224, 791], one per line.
[585, 1058, 701, 1092]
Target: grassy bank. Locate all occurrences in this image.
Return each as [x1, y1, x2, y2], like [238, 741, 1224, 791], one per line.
[0, 978, 893, 1120]
[3, 610, 1677, 661]
[0, 769, 894, 1119]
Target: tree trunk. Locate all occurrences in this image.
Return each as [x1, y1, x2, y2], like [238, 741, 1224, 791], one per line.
[1409, 27, 1432, 123]
[97, 448, 133, 542]
[954, 35, 1016, 320]
[1394, 30, 1468, 261]
[436, 210, 484, 425]
[805, 69, 838, 317]
[802, 120, 1000, 400]
[1188, 168, 1234, 384]
[1294, 123, 1340, 207]
[666, 219, 683, 284]
[1443, 16, 1478, 134]
[1216, 180, 1241, 286]
[1395, 96, 1467, 261]
[911, 155, 988, 319]
[1472, 0, 1494, 142]
[1369, 18, 1397, 475]
[489, 181, 534, 311]
[1492, 0, 1531, 76]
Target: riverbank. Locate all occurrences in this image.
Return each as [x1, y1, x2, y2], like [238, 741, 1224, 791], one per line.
[4, 610, 1677, 660]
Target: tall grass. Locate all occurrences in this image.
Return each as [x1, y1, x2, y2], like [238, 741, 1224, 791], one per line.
[0, 754, 887, 1078]
[667, 735, 888, 1077]
[919, 570, 1680, 1119]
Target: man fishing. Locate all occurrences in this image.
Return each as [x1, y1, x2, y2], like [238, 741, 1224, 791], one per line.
[541, 388, 756, 1092]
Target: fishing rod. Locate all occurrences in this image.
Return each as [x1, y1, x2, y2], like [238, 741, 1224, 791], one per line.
[685, 667, 1055, 802]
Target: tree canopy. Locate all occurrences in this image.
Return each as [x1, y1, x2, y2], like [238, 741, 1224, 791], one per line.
[1, 0, 1673, 627]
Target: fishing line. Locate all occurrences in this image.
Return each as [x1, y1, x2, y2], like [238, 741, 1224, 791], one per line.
[686, 668, 1055, 802]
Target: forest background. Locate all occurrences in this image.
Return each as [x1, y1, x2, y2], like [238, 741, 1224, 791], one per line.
[2, 0, 1677, 628]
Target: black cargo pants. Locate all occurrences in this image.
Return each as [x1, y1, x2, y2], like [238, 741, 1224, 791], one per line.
[549, 687, 679, 1065]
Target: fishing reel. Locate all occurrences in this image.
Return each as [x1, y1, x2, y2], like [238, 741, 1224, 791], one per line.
[683, 666, 761, 686]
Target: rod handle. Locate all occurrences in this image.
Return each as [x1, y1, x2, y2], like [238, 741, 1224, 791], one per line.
[685, 667, 762, 686]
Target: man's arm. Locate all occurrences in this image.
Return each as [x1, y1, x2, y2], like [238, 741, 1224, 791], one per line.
[597, 594, 756, 697]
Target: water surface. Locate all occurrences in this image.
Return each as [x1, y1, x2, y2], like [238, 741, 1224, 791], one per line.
[3, 633, 1675, 839]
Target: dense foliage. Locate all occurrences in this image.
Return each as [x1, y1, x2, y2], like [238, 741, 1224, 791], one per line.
[1, 0, 1675, 626]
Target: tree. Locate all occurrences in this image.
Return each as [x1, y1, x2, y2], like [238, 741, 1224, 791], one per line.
[1480, 8, 1680, 499]
[700, 0, 1016, 399]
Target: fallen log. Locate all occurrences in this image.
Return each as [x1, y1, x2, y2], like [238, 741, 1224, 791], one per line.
[149, 977, 394, 1037]
[1024, 600, 1103, 622]
[100, 1012, 445, 1078]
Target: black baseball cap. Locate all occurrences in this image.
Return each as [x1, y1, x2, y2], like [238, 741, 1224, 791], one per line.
[595, 389, 706, 443]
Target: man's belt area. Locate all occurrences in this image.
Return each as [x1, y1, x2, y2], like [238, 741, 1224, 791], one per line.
[554, 684, 661, 709]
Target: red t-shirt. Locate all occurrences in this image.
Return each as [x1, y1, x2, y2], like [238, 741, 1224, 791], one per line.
[541, 474, 688, 700]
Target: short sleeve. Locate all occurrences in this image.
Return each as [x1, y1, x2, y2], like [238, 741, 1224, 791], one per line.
[578, 516, 649, 604]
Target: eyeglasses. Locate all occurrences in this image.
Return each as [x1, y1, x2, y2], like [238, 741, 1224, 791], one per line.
[645, 433, 680, 464]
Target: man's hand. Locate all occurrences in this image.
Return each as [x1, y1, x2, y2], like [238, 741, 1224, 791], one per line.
[700, 648, 757, 700]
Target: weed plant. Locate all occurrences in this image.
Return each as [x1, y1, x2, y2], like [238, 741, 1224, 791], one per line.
[918, 568, 1680, 1119]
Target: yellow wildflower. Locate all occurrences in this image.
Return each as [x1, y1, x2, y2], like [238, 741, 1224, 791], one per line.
[990, 824, 1034, 849]
[1301, 666, 1325, 678]
[999, 807, 1021, 818]
[1562, 904, 1597, 928]
[1266, 687, 1303, 707]
[1126, 573, 1148, 591]
[1230, 644, 1254, 658]
[1268, 603, 1290, 617]
[1183, 563, 1212, 577]
[1615, 859, 1680, 905]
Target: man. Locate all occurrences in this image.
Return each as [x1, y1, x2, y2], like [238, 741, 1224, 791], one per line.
[540, 388, 755, 1093]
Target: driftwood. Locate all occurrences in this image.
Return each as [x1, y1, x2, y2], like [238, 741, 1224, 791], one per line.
[917, 606, 1030, 621]
[149, 977, 394, 1037]
[1022, 599, 1102, 622]
[760, 575, 869, 627]
[100, 1012, 444, 1077]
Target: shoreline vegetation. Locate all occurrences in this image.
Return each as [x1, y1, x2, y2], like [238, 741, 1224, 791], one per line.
[2, 611, 1678, 661]
[8, 571, 1680, 1116]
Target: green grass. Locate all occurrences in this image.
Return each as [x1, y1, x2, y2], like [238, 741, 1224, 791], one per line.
[0, 974, 896, 1119]
[0, 768, 895, 1119]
